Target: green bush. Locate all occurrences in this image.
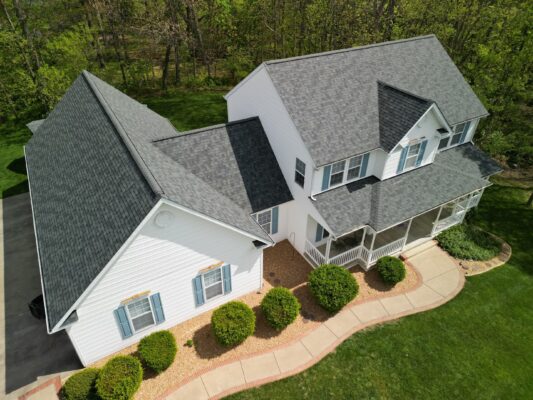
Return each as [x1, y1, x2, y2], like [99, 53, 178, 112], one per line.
[62, 368, 100, 400]
[96, 356, 143, 400]
[308, 264, 359, 313]
[261, 287, 301, 330]
[211, 301, 255, 346]
[376, 256, 406, 285]
[138, 331, 177, 374]
[437, 224, 500, 260]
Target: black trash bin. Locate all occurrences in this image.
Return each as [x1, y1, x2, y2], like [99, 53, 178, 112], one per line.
[28, 294, 45, 320]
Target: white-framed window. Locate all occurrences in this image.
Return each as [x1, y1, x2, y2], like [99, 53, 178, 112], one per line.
[295, 158, 306, 187]
[256, 209, 272, 234]
[438, 136, 450, 150]
[125, 297, 155, 333]
[404, 142, 422, 170]
[347, 155, 363, 180]
[329, 160, 346, 186]
[202, 268, 224, 301]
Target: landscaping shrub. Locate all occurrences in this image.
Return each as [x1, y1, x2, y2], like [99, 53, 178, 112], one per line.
[138, 330, 177, 374]
[376, 256, 406, 285]
[62, 368, 100, 400]
[211, 301, 255, 346]
[96, 356, 143, 400]
[437, 224, 500, 260]
[308, 264, 359, 312]
[261, 287, 301, 330]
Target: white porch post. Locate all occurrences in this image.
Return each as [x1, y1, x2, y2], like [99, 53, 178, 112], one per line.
[368, 231, 376, 263]
[361, 227, 367, 248]
[325, 237, 332, 264]
[431, 205, 444, 236]
[402, 218, 413, 250]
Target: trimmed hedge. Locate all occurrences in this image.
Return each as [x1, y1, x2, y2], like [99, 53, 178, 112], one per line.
[211, 301, 255, 346]
[96, 356, 143, 400]
[138, 330, 177, 374]
[261, 287, 301, 330]
[376, 256, 406, 285]
[62, 368, 100, 400]
[308, 264, 359, 312]
[437, 224, 500, 260]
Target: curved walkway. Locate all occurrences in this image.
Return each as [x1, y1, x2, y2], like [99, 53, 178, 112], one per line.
[163, 242, 465, 400]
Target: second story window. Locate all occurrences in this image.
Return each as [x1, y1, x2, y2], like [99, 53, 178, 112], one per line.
[404, 142, 422, 170]
[330, 160, 346, 186]
[295, 158, 306, 187]
[321, 153, 370, 191]
[347, 155, 363, 180]
[450, 121, 471, 146]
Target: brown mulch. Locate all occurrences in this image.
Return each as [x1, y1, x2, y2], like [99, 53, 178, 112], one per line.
[91, 240, 420, 400]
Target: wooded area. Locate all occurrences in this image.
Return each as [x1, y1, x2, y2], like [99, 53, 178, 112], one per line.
[0, 0, 531, 167]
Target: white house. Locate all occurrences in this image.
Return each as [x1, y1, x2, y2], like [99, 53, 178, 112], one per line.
[25, 34, 501, 366]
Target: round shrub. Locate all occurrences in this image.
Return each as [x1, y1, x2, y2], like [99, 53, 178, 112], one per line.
[376, 256, 406, 285]
[138, 330, 177, 374]
[261, 287, 301, 330]
[96, 355, 143, 400]
[211, 301, 255, 346]
[62, 368, 99, 400]
[308, 264, 359, 313]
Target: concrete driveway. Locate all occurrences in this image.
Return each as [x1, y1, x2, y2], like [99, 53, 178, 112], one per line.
[1, 193, 81, 398]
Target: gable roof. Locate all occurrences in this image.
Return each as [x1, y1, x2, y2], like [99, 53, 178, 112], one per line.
[313, 144, 501, 235]
[26, 71, 276, 331]
[154, 118, 293, 213]
[264, 35, 488, 166]
[377, 82, 433, 151]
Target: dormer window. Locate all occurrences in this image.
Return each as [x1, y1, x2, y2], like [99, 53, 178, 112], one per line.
[397, 139, 427, 173]
[404, 142, 422, 170]
[438, 121, 472, 151]
[347, 155, 364, 180]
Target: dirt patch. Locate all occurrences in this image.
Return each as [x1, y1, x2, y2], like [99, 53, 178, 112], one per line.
[91, 240, 420, 400]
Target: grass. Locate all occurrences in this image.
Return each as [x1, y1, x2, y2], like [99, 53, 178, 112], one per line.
[436, 223, 501, 260]
[0, 89, 227, 199]
[226, 183, 533, 399]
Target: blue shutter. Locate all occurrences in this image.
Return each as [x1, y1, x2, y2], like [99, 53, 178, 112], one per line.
[222, 264, 232, 293]
[321, 165, 332, 191]
[415, 140, 428, 167]
[114, 306, 133, 339]
[193, 276, 205, 306]
[315, 224, 323, 242]
[397, 146, 409, 173]
[271, 207, 279, 234]
[150, 293, 165, 324]
[459, 121, 471, 143]
[360, 153, 370, 177]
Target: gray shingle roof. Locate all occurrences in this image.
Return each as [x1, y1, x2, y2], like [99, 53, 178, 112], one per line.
[154, 118, 293, 213]
[25, 75, 158, 331]
[313, 144, 501, 234]
[265, 35, 488, 166]
[25, 71, 276, 330]
[378, 82, 433, 151]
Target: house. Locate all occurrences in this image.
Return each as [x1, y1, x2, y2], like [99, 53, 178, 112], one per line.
[24, 34, 501, 366]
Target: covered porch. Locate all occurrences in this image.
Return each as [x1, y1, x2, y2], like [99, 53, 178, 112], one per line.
[305, 188, 484, 269]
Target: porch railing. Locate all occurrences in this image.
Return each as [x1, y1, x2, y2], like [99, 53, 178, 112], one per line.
[432, 213, 463, 235]
[359, 246, 370, 264]
[369, 238, 406, 264]
[329, 246, 361, 266]
[305, 239, 326, 266]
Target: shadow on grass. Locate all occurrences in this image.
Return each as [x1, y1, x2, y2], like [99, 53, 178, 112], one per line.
[2, 179, 28, 199]
[7, 156, 27, 175]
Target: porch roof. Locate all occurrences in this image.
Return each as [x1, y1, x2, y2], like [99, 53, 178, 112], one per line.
[313, 144, 501, 235]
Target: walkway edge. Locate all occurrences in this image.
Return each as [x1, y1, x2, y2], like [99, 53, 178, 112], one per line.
[162, 248, 465, 400]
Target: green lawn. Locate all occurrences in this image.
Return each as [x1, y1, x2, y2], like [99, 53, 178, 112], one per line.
[226, 184, 533, 399]
[0, 89, 227, 198]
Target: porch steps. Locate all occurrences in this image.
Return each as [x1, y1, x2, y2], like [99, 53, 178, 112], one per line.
[401, 240, 438, 260]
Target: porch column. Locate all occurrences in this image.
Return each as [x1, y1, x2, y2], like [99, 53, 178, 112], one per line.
[360, 227, 367, 248]
[431, 205, 444, 236]
[402, 218, 413, 250]
[325, 237, 332, 263]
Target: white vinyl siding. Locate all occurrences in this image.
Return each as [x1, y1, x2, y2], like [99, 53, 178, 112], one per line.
[66, 203, 263, 366]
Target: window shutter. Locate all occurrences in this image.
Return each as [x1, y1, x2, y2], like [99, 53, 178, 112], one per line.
[150, 293, 165, 324]
[360, 153, 370, 177]
[315, 224, 323, 242]
[321, 165, 332, 191]
[397, 146, 409, 173]
[193, 276, 205, 306]
[415, 140, 428, 167]
[459, 121, 471, 143]
[222, 264, 232, 293]
[114, 306, 133, 339]
[271, 206, 279, 234]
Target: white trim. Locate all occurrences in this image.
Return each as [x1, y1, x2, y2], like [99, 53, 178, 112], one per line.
[124, 296, 156, 334]
[321, 151, 371, 192]
[200, 267, 225, 303]
[224, 63, 267, 99]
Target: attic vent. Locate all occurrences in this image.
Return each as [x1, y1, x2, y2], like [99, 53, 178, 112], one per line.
[154, 211, 174, 228]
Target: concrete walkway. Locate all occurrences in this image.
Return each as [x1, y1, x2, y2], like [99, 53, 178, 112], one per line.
[163, 241, 464, 400]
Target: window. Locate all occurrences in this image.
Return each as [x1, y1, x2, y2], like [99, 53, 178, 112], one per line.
[126, 297, 155, 332]
[295, 158, 305, 187]
[257, 209, 272, 234]
[329, 160, 346, 186]
[450, 122, 471, 146]
[202, 268, 224, 301]
[438, 136, 449, 150]
[315, 223, 329, 242]
[404, 142, 421, 170]
[347, 155, 363, 180]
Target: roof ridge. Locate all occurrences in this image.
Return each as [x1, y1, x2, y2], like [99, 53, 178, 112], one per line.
[265, 35, 437, 66]
[377, 80, 434, 104]
[81, 70, 164, 195]
[153, 117, 260, 143]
